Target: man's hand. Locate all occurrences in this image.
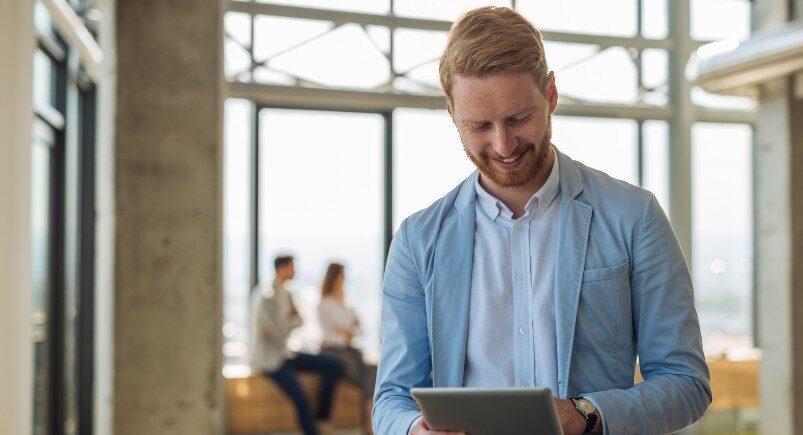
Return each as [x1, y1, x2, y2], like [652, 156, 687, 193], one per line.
[409, 418, 466, 435]
[552, 397, 596, 435]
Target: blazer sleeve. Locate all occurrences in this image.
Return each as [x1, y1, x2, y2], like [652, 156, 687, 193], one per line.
[372, 219, 431, 435]
[583, 192, 712, 434]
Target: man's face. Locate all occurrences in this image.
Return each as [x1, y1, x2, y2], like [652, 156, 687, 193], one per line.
[449, 71, 558, 188]
[278, 262, 295, 281]
[286, 263, 295, 280]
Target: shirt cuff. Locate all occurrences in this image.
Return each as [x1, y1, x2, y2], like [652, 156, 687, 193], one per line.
[408, 415, 423, 434]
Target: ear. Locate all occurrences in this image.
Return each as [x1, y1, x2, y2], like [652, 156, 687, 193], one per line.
[544, 71, 558, 115]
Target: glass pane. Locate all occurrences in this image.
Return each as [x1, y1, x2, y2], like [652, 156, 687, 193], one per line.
[641, 0, 667, 39]
[223, 99, 253, 373]
[518, 0, 637, 37]
[366, 25, 390, 55]
[266, 22, 390, 89]
[394, 0, 510, 21]
[393, 108, 474, 231]
[225, 12, 252, 49]
[641, 48, 668, 106]
[692, 122, 753, 356]
[256, 0, 390, 15]
[254, 15, 332, 61]
[31, 138, 52, 435]
[642, 120, 669, 215]
[259, 109, 384, 362]
[34, 0, 56, 37]
[691, 0, 750, 42]
[225, 37, 252, 81]
[33, 49, 56, 109]
[546, 43, 638, 104]
[393, 29, 448, 92]
[553, 116, 638, 184]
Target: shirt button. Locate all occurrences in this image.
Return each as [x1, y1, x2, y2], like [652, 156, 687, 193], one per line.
[516, 273, 524, 281]
[520, 382, 528, 387]
[518, 327, 527, 335]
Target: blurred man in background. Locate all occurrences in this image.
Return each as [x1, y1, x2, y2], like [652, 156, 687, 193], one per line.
[251, 255, 343, 435]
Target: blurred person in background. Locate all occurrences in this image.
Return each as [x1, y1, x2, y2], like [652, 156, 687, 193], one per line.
[318, 262, 378, 434]
[251, 254, 344, 435]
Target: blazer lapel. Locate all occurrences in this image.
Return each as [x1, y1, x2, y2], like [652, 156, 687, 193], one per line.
[553, 148, 593, 398]
[432, 174, 476, 387]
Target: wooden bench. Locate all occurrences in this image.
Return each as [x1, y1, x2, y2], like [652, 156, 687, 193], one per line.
[227, 374, 363, 434]
[228, 358, 758, 433]
[635, 358, 758, 411]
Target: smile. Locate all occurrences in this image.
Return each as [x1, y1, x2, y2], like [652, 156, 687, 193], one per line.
[495, 147, 530, 164]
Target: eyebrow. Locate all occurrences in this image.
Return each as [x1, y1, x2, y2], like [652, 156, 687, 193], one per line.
[460, 105, 539, 126]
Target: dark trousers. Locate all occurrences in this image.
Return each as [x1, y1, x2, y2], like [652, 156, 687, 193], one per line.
[266, 352, 344, 435]
[320, 346, 377, 399]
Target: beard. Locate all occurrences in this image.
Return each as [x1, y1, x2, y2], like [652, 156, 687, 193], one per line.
[463, 116, 552, 188]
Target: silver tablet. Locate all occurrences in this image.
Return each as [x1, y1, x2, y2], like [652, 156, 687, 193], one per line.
[410, 387, 562, 435]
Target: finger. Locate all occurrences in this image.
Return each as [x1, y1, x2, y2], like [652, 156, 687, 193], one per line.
[421, 420, 466, 434]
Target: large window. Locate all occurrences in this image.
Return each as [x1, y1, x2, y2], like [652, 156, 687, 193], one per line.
[393, 108, 473, 230]
[553, 117, 639, 184]
[258, 109, 385, 361]
[222, 0, 757, 377]
[222, 99, 254, 372]
[692, 123, 754, 356]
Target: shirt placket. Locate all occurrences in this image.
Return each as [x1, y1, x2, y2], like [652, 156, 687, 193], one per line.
[512, 217, 535, 388]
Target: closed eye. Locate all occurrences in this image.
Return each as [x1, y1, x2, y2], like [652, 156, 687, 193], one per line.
[509, 113, 533, 125]
[470, 123, 491, 132]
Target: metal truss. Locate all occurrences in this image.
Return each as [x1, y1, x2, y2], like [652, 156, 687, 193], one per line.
[223, 0, 755, 125]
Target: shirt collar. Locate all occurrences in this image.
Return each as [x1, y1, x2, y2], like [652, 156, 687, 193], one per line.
[534, 146, 561, 213]
[474, 145, 561, 221]
[474, 171, 503, 221]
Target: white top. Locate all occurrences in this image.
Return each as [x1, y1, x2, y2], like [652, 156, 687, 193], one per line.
[462, 145, 561, 395]
[318, 295, 360, 348]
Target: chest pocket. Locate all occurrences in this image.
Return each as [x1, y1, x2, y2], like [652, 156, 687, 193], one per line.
[582, 259, 630, 284]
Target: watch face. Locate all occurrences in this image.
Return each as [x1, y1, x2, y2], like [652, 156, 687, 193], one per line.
[577, 399, 596, 415]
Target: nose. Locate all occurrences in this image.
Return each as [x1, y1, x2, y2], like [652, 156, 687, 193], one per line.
[491, 124, 517, 158]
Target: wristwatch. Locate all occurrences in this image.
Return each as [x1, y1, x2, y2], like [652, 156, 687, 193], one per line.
[571, 397, 598, 434]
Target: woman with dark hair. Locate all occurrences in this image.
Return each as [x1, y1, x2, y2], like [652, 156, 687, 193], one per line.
[317, 262, 376, 434]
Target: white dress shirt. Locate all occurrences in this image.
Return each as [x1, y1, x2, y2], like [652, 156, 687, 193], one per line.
[462, 145, 561, 395]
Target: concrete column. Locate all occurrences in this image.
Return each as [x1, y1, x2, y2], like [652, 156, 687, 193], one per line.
[112, 1, 224, 433]
[753, 1, 803, 434]
[0, 0, 34, 434]
[668, 0, 694, 264]
[755, 77, 795, 435]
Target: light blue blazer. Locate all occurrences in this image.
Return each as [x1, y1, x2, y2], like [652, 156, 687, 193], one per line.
[372, 148, 711, 435]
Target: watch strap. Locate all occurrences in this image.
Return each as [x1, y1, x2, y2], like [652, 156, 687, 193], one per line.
[572, 397, 598, 434]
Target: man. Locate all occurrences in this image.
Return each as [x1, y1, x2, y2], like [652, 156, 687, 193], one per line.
[372, 7, 711, 435]
[250, 255, 343, 435]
